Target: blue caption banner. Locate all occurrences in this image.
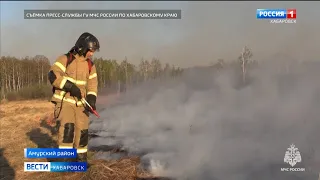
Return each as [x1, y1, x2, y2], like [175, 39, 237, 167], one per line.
[256, 9, 287, 19]
[50, 162, 87, 172]
[24, 162, 87, 172]
[24, 148, 77, 158]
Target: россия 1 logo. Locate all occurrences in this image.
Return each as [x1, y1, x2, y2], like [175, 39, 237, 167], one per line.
[256, 9, 296, 24]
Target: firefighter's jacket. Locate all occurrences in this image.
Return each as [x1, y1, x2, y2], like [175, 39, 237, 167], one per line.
[49, 54, 98, 106]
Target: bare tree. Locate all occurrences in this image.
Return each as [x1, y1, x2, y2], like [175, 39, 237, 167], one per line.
[0, 58, 6, 99]
[124, 56, 128, 88]
[238, 46, 253, 84]
[151, 58, 162, 79]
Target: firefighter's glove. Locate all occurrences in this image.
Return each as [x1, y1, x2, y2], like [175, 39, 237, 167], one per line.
[86, 94, 96, 110]
[64, 80, 82, 100]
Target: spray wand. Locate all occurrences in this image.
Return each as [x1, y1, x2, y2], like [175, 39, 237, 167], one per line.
[81, 98, 100, 118]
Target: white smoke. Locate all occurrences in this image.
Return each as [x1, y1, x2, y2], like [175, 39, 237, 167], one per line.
[88, 59, 320, 180]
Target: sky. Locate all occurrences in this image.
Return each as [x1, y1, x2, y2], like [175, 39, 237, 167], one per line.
[1, 1, 319, 68]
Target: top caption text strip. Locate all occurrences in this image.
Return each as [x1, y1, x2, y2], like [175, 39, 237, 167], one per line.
[24, 10, 182, 19]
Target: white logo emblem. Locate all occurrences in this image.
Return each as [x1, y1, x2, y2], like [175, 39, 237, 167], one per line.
[280, 144, 305, 172]
[284, 144, 301, 167]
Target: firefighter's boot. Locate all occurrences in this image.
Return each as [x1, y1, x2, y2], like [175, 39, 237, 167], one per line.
[77, 153, 90, 168]
[77, 153, 87, 162]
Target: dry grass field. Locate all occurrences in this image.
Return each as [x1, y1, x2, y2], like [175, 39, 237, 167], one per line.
[0, 99, 159, 180]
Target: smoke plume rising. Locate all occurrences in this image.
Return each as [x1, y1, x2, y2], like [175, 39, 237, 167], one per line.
[89, 60, 320, 180]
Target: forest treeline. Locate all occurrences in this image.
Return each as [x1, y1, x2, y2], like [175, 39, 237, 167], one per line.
[1, 47, 315, 102]
[0, 55, 184, 101]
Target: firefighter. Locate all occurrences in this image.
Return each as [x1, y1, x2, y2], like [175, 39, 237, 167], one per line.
[48, 32, 99, 163]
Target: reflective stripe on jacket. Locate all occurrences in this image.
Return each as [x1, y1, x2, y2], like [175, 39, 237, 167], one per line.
[49, 54, 98, 105]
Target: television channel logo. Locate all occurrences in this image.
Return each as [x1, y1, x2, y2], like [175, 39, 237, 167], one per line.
[256, 9, 296, 24]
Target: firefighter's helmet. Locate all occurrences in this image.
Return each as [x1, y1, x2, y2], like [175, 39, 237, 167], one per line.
[74, 32, 100, 56]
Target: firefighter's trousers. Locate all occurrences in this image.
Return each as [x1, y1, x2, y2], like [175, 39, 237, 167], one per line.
[54, 102, 89, 155]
